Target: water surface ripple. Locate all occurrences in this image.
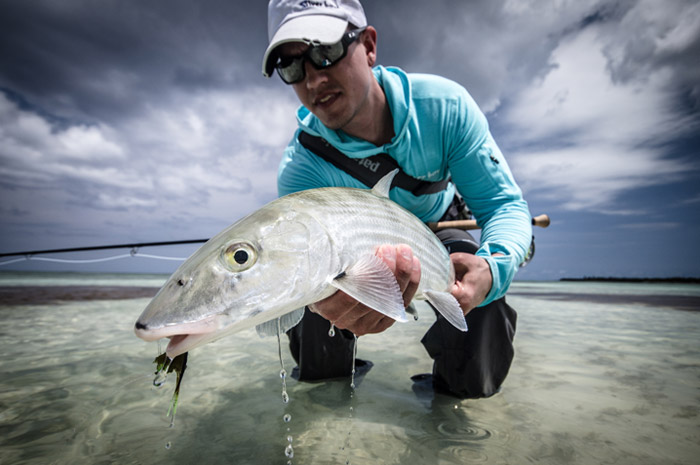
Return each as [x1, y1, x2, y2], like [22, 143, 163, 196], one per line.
[0, 274, 698, 464]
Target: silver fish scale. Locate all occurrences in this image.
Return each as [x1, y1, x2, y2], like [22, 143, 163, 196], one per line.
[283, 187, 454, 294]
[134, 179, 467, 357]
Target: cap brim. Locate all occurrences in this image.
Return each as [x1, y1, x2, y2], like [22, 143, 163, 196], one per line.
[262, 15, 348, 77]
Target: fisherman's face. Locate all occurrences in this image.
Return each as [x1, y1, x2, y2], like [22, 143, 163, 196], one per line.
[278, 28, 377, 132]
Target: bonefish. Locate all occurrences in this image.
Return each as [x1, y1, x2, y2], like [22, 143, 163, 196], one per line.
[134, 170, 466, 357]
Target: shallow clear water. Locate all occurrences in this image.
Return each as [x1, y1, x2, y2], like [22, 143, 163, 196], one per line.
[0, 270, 169, 288]
[0, 273, 698, 464]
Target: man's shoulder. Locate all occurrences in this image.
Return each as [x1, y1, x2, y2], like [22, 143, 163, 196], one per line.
[407, 72, 467, 100]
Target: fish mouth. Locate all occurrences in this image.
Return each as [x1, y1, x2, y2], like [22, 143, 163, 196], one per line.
[164, 333, 211, 358]
[134, 315, 219, 358]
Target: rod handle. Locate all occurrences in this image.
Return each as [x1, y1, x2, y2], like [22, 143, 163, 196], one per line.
[427, 213, 551, 232]
[531, 214, 550, 228]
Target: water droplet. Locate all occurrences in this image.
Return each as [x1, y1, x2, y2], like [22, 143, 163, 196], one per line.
[283, 414, 292, 423]
[413, 314, 419, 321]
[165, 441, 171, 450]
[287, 435, 293, 443]
[285, 444, 294, 458]
[153, 356, 174, 387]
[153, 370, 167, 387]
[350, 335, 358, 389]
[328, 322, 336, 337]
[277, 321, 290, 404]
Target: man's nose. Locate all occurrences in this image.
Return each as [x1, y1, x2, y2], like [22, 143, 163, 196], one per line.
[304, 61, 328, 89]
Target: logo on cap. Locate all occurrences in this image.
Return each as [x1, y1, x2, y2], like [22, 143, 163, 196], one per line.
[299, 1, 339, 9]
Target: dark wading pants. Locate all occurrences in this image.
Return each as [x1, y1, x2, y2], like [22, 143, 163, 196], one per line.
[287, 228, 517, 399]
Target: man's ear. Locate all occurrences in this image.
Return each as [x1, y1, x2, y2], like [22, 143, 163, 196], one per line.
[362, 26, 378, 66]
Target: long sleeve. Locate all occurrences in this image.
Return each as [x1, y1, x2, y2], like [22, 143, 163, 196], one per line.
[445, 89, 531, 304]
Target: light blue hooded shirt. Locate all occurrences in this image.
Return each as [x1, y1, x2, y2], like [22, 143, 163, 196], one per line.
[278, 66, 531, 305]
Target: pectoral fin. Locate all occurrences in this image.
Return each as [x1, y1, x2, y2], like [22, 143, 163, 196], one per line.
[330, 254, 408, 322]
[255, 307, 306, 338]
[424, 290, 468, 332]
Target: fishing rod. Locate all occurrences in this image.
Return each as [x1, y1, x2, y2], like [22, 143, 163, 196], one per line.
[428, 214, 550, 232]
[0, 214, 550, 259]
[0, 239, 209, 259]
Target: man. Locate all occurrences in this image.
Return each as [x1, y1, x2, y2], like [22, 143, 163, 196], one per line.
[262, 0, 532, 398]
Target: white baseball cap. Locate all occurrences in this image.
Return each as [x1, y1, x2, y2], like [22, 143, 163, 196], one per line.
[262, 0, 367, 77]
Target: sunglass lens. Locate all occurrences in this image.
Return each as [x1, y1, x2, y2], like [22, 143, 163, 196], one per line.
[308, 42, 345, 68]
[277, 58, 304, 84]
[275, 29, 362, 84]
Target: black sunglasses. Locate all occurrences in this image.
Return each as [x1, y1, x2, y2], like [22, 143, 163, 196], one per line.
[275, 27, 366, 84]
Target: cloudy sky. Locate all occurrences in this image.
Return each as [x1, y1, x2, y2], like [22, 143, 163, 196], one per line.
[1, 0, 699, 280]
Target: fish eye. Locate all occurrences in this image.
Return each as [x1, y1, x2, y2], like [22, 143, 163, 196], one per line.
[222, 242, 257, 272]
[233, 250, 248, 264]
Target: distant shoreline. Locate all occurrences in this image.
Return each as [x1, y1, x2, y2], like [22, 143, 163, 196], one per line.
[560, 277, 700, 284]
[0, 285, 159, 305]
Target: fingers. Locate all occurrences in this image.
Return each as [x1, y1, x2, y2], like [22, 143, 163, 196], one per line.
[403, 256, 421, 307]
[351, 313, 395, 336]
[311, 290, 359, 322]
[312, 288, 391, 336]
[449, 252, 493, 314]
[377, 243, 421, 304]
[312, 244, 422, 337]
[449, 253, 478, 310]
[333, 307, 395, 336]
[392, 244, 414, 292]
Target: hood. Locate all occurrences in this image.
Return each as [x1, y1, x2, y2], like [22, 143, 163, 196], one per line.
[295, 65, 414, 159]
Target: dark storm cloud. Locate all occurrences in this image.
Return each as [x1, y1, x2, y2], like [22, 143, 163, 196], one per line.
[0, 0, 698, 278]
[0, 0, 270, 122]
[3, 0, 696, 125]
[0, 0, 300, 255]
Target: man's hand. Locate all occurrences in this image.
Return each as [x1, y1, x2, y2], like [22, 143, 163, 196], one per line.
[449, 253, 494, 315]
[310, 244, 421, 337]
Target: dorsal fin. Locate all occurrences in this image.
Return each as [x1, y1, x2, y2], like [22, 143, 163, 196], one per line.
[370, 169, 399, 198]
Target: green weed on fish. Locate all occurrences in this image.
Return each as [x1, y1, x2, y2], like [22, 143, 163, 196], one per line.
[153, 352, 188, 426]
